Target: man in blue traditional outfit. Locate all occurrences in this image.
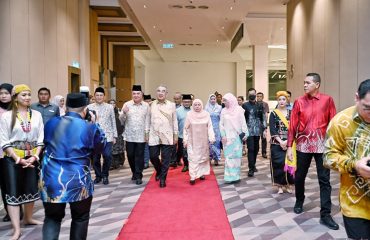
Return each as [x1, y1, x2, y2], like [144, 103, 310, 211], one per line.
[39, 93, 107, 240]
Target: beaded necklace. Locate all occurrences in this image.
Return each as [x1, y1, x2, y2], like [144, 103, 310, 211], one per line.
[16, 108, 32, 132]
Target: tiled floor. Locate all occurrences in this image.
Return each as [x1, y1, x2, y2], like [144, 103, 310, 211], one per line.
[0, 153, 347, 240]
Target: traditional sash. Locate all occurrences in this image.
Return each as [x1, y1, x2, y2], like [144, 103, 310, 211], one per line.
[273, 109, 297, 177]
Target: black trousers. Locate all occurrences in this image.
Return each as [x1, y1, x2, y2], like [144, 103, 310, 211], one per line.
[247, 136, 260, 170]
[92, 142, 112, 178]
[176, 138, 188, 166]
[295, 151, 332, 216]
[343, 215, 370, 239]
[126, 142, 145, 180]
[149, 144, 174, 181]
[260, 135, 267, 155]
[42, 196, 93, 240]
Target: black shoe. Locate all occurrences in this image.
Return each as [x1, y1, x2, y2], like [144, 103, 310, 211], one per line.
[190, 180, 195, 185]
[103, 177, 109, 185]
[177, 162, 183, 166]
[200, 176, 205, 180]
[155, 172, 160, 181]
[3, 214, 10, 222]
[253, 167, 258, 172]
[160, 180, 166, 188]
[131, 176, 137, 181]
[136, 179, 143, 185]
[262, 154, 268, 158]
[94, 177, 102, 184]
[293, 202, 303, 214]
[181, 166, 189, 172]
[320, 215, 339, 230]
[248, 170, 254, 177]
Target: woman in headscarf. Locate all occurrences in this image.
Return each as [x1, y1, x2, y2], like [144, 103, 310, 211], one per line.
[184, 99, 215, 185]
[0, 84, 44, 239]
[0, 83, 13, 222]
[205, 94, 222, 166]
[109, 99, 125, 169]
[269, 91, 294, 194]
[220, 93, 248, 184]
[52, 95, 66, 116]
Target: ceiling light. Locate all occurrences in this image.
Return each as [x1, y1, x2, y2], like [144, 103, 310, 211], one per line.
[221, 26, 225, 29]
[268, 45, 287, 49]
[198, 5, 209, 9]
[216, 40, 219, 43]
[171, 5, 183, 9]
[143, 5, 147, 8]
[230, 6, 233, 10]
[153, 25, 156, 29]
[159, 40, 162, 42]
[185, 5, 196, 9]
[179, 43, 186, 46]
[195, 44, 202, 46]
[188, 43, 194, 46]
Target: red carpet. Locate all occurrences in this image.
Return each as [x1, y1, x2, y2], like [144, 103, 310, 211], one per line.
[116, 167, 234, 240]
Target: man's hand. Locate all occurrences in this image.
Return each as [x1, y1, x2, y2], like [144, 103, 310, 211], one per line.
[123, 106, 129, 113]
[355, 157, 370, 179]
[173, 135, 178, 145]
[287, 147, 293, 160]
[280, 140, 287, 151]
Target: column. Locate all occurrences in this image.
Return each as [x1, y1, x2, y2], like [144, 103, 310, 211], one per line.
[253, 45, 269, 96]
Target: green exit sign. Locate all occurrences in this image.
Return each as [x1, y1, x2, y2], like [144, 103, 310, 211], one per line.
[162, 43, 174, 49]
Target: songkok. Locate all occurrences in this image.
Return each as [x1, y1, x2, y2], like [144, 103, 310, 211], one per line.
[132, 85, 142, 91]
[182, 94, 192, 100]
[66, 93, 88, 108]
[0, 83, 14, 94]
[13, 84, 31, 95]
[276, 91, 289, 99]
[95, 87, 105, 94]
[143, 94, 151, 100]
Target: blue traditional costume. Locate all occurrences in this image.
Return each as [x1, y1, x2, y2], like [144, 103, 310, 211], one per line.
[205, 94, 222, 165]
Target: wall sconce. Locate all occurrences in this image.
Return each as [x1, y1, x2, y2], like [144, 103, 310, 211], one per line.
[288, 64, 294, 79]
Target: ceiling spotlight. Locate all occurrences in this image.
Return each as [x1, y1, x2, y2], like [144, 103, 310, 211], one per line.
[216, 40, 219, 43]
[171, 5, 183, 9]
[198, 5, 209, 9]
[221, 26, 225, 29]
[230, 6, 233, 10]
[143, 5, 147, 8]
[153, 25, 156, 29]
[185, 5, 196, 9]
[159, 40, 162, 42]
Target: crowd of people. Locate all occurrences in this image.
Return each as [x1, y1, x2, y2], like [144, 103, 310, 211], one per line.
[0, 72, 370, 239]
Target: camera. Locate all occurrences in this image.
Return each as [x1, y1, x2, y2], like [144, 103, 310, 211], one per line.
[85, 108, 96, 122]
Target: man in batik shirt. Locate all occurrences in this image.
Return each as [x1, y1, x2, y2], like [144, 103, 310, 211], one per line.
[40, 93, 106, 240]
[287, 73, 338, 230]
[149, 85, 178, 188]
[324, 79, 370, 239]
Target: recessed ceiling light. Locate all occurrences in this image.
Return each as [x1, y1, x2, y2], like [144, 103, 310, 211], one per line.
[195, 44, 202, 46]
[188, 43, 194, 46]
[221, 26, 225, 29]
[171, 5, 183, 9]
[159, 40, 162, 42]
[185, 5, 196, 9]
[153, 25, 156, 29]
[144, 5, 147, 8]
[230, 6, 233, 10]
[179, 43, 186, 46]
[216, 40, 219, 43]
[198, 5, 209, 9]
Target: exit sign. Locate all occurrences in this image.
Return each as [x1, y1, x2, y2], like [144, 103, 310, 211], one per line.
[162, 43, 174, 49]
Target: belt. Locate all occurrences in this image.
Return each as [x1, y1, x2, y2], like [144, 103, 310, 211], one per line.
[8, 148, 37, 159]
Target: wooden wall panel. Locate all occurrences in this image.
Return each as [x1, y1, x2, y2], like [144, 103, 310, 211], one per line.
[90, 9, 99, 83]
[29, 0, 45, 91]
[312, 0, 325, 90]
[357, 0, 370, 84]
[0, 0, 11, 83]
[324, 0, 340, 108]
[44, 0, 58, 94]
[301, 0, 313, 77]
[56, 0, 68, 92]
[10, 0, 29, 85]
[339, 0, 358, 109]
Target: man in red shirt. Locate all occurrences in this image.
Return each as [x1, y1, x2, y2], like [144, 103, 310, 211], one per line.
[287, 73, 339, 230]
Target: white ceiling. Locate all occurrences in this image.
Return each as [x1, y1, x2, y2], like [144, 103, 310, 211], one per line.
[91, 0, 287, 65]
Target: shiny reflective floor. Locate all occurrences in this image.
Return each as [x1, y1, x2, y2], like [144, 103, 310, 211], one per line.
[0, 151, 347, 240]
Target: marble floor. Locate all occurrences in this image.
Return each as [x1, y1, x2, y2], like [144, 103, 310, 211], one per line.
[0, 152, 347, 240]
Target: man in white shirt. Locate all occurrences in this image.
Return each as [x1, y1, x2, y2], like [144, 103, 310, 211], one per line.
[149, 86, 178, 188]
[88, 87, 117, 185]
[120, 85, 150, 185]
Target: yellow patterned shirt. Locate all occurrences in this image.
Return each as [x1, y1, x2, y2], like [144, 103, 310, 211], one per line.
[324, 106, 370, 220]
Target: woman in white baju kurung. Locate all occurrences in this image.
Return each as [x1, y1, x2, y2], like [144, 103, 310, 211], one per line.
[183, 99, 215, 185]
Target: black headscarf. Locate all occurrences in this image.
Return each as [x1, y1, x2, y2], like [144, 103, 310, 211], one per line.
[0, 83, 13, 110]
